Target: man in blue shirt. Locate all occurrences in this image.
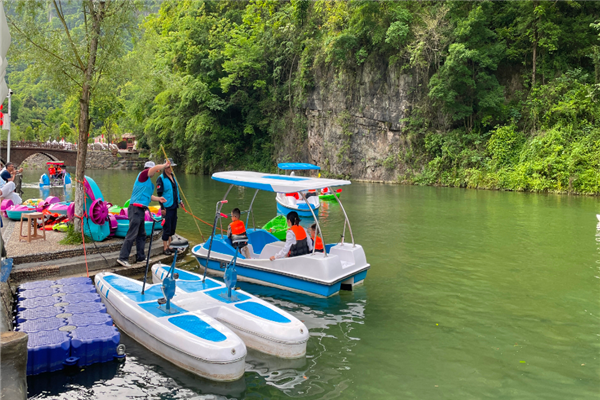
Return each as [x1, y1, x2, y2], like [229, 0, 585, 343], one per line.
[117, 160, 170, 267]
[156, 158, 184, 255]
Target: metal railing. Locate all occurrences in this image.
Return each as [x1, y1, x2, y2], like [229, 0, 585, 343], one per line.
[0, 141, 76, 150]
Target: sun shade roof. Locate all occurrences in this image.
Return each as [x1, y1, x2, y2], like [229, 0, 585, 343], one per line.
[212, 171, 350, 193]
[277, 163, 321, 170]
[46, 161, 65, 165]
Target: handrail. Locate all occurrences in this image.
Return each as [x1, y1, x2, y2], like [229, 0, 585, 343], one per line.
[246, 189, 259, 231]
[332, 188, 354, 247]
[300, 192, 327, 257]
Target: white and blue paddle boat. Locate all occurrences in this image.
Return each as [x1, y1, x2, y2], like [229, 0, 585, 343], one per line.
[275, 163, 321, 218]
[95, 249, 308, 381]
[192, 171, 370, 297]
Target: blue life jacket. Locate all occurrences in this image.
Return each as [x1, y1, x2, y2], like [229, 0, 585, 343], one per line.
[130, 171, 154, 207]
[159, 173, 180, 208]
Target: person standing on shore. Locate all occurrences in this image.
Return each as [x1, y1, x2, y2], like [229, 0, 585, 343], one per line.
[117, 160, 170, 267]
[156, 158, 184, 255]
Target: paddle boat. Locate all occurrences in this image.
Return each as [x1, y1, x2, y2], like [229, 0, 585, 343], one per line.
[5, 204, 36, 220]
[39, 161, 71, 188]
[319, 186, 342, 201]
[47, 201, 72, 216]
[151, 264, 308, 358]
[261, 215, 287, 241]
[275, 163, 321, 218]
[192, 171, 370, 297]
[95, 251, 308, 381]
[113, 208, 163, 238]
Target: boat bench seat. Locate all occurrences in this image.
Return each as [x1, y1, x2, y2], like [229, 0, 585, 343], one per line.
[104, 275, 164, 302]
[202, 230, 279, 259]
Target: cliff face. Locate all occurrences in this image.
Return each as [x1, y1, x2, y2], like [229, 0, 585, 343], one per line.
[301, 59, 417, 180]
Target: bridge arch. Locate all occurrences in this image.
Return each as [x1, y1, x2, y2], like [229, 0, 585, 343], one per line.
[21, 152, 60, 165]
[0, 142, 78, 167]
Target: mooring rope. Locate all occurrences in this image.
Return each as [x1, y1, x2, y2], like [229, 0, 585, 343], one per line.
[159, 145, 206, 242]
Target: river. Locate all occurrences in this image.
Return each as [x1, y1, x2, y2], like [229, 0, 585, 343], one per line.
[19, 169, 600, 399]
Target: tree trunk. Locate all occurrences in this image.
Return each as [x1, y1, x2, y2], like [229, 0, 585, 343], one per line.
[532, 36, 537, 88]
[74, 1, 104, 232]
[531, 2, 538, 88]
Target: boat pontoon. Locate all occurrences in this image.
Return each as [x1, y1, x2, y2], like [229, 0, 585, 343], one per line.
[192, 171, 369, 297]
[95, 251, 308, 382]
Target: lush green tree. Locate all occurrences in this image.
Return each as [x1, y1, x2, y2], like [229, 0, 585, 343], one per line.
[7, 0, 141, 230]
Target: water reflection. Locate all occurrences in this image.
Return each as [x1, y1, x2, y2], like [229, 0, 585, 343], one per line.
[28, 358, 121, 398]
[237, 282, 367, 397]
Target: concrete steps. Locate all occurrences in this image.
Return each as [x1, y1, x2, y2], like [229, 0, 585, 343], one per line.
[10, 238, 171, 283]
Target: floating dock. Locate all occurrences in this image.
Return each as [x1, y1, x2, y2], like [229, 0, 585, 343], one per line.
[14, 277, 122, 375]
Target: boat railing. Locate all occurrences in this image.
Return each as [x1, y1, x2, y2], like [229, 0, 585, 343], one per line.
[331, 187, 355, 247]
[245, 189, 259, 231]
[300, 192, 327, 257]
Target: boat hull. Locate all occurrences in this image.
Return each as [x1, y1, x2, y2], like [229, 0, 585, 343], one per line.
[6, 208, 35, 221]
[276, 201, 318, 218]
[151, 266, 309, 359]
[192, 238, 369, 298]
[95, 273, 247, 381]
[319, 193, 340, 201]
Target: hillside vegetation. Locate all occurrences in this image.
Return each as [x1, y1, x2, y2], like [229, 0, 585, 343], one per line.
[6, 1, 600, 193]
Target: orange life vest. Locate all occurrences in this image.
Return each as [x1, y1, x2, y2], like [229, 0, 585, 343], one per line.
[228, 219, 248, 249]
[288, 225, 309, 257]
[229, 220, 246, 235]
[312, 233, 324, 252]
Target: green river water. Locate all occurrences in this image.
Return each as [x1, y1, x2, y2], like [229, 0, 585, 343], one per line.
[19, 170, 600, 399]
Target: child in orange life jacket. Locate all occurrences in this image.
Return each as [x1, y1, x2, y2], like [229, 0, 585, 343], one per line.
[227, 208, 251, 259]
[310, 223, 324, 253]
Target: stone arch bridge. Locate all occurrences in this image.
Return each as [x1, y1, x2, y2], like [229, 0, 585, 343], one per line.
[0, 141, 78, 167]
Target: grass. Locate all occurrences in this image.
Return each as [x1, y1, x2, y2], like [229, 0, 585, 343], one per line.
[59, 224, 93, 245]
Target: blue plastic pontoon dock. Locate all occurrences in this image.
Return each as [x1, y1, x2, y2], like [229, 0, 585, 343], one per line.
[15, 277, 121, 375]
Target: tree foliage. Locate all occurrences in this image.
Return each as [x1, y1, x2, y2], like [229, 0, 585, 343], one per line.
[6, 0, 600, 194]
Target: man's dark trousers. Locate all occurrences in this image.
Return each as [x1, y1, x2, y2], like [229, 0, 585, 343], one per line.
[119, 205, 147, 261]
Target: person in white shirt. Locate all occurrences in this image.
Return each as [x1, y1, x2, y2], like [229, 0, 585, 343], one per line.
[0, 181, 22, 205]
[270, 211, 313, 260]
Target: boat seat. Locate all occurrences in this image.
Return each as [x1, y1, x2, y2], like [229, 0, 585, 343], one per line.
[234, 302, 291, 323]
[155, 266, 223, 292]
[178, 280, 221, 293]
[168, 315, 226, 342]
[246, 229, 278, 254]
[103, 275, 164, 303]
[138, 300, 187, 317]
[204, 287, 250, 304]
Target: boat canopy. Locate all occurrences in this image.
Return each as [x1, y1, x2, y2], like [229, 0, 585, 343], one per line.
[277, 162, 320, 170]
[212, 171, 350, 193]
[46, 161, 65, 165]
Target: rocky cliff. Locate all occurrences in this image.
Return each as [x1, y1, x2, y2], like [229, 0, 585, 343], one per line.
[292, 60, 419, 181]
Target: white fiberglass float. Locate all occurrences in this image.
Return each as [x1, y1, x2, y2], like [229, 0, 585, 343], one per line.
[151, 264, 308, 358]
[95, 253, 308, 382]
[192, 170, 370, 297]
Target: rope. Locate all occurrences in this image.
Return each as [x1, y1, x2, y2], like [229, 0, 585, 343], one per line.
[74, 177, 90, 278]
[181, 208, 225, 232]
[80, 216, 89, 278]
[159, 145, 206, 241]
